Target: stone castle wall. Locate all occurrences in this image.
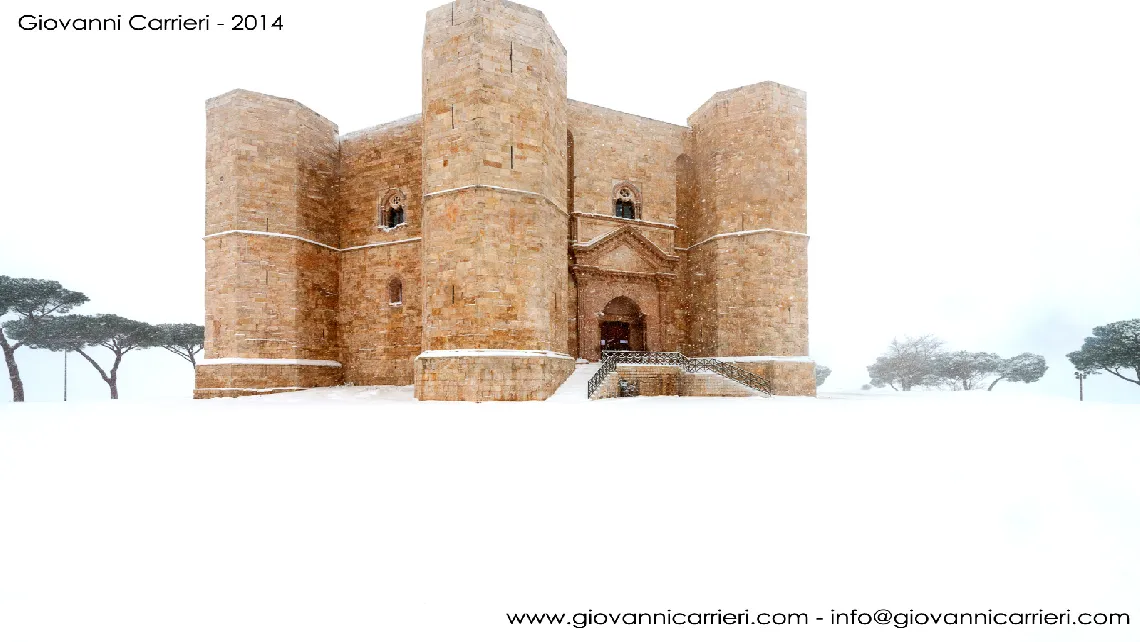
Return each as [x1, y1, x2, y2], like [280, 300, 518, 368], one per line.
[337, 117, 424, 385]
[196, 0, 814, 400]
[567, 100, 686, 243]
[198, 91, 342, 396]
[684, 82, 809, 359]
[416, 0, 571, 400]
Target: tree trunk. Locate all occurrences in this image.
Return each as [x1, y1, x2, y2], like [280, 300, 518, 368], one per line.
[107, 350, 123, 400]
[1, 336, 24, 402]
[73, 349, 117, 399]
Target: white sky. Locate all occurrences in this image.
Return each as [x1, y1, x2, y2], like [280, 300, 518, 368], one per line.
[1, 0, 1137, 402]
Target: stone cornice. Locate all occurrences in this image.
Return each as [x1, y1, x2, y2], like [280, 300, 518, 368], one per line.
[572, 211, 677, 230]
[571, 226, 681, 266]
[571, 264, 677, 283]
[423, 184, 568, 216]
[203, 230, 422, 253]
[675, 228, 809, 251]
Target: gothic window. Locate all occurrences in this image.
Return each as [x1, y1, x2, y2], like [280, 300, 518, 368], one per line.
[388, 277, 403, 306]
[613, 183, 640, 220]
[380, 190, 406, 229]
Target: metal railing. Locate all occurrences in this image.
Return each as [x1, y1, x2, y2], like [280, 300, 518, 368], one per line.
[586, 351, 772, 398]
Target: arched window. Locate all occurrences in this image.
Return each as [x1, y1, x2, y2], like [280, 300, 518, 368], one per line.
[379, 190, 406, 229]
[612, 182, 640, 220]
[388, 277, 403, 306]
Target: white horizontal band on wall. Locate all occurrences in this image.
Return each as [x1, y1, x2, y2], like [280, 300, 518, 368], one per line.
[423, 184, 567, 215]
[717, 356, 814, 363]
[571, 211, 678, 230]
[675, 228, 809, 252]
[416, 349, 574, 360]
[202, 229, 422, 252]
[199, 358, 342, 367]
[196, 387, 307, 392]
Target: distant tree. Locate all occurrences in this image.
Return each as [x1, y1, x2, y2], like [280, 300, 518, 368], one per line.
[7, 314, 160, 399]
[866, 335, 945, 391]
[1067, 319, 1140, 386]
[0, 276, 89, 402]
[935, 351, 1002, 390]
[987, 352, 1048, 391]
[814, 365, 832, 387]
[155, 323, 205, 367]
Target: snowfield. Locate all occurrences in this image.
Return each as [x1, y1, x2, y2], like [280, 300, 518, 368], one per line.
[1, 367, 1137, 642]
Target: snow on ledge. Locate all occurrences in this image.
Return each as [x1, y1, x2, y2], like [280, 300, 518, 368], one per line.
[423, 184, 545, 199]
[717, 355, 814, 363]
[204, 229, 421, 253]
[416, 349, 574, 360]
[196, 387, 307, 392]
[203, 229, 339, 251]
[340, 237, 422, 252]
[676, 228, 809, 251]
[199, 358, 342, 367]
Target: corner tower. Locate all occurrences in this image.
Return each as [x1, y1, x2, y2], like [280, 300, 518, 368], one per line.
[415, 0, 573, 400]
[685, 82, 815, 395]
[194, 90, 342, 398]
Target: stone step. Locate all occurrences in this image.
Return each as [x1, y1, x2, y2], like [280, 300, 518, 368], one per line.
[589, 363, 762, 400]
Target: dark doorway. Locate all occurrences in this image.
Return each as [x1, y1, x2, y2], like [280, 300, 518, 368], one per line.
[598, 296, 646, 355]
[601, 321, 631, 351]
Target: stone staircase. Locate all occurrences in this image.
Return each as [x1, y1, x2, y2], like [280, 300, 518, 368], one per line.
[586, 352, 772, 400]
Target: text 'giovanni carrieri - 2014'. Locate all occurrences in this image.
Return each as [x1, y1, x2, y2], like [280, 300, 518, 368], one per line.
[17, 14, 284, 32]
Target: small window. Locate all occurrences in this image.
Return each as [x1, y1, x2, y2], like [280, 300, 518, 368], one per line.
[613, 183, 639, 220]
[387, 204, 405, 228]
[380, 191, 406, 229]
[388, 278, 403, 306]
[615, 199, 635, 219]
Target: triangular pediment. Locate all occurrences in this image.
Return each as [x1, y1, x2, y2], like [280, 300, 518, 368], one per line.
[573, 226, 678, 274]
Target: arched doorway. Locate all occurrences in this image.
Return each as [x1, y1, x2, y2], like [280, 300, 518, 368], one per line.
[600, 296, 646, 352]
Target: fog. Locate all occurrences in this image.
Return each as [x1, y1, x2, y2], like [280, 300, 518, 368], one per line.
[2, 0, 1137, 403]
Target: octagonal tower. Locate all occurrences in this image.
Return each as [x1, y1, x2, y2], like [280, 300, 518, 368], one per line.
[414, 0, 574, 400]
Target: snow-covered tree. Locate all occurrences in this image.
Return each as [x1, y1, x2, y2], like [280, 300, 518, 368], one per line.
[7, 314, 160, 399]
[0, 276, 89, 402]
[987, 352, 1048, 391]
[1067, 319, 1140, 386]
[814, 365, 831, 387]
[935, 351, 1002, 390]
[155, 323, 205, 367]
[866, 335, 945, 391]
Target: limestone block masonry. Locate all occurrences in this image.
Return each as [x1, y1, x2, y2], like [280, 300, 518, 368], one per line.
[194, 0, 816, 401]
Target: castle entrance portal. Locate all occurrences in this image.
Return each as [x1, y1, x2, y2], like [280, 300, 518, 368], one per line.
[600, 297, 645, 352]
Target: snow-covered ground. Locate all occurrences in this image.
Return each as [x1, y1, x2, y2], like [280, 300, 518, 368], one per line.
[1, 366, 1137, 641]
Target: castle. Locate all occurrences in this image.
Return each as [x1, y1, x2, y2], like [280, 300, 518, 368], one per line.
[194, 0, 815, 401]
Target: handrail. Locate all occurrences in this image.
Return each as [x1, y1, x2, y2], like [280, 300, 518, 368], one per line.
[586, 351, 772, 398]
[586, 352, 620, 398]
